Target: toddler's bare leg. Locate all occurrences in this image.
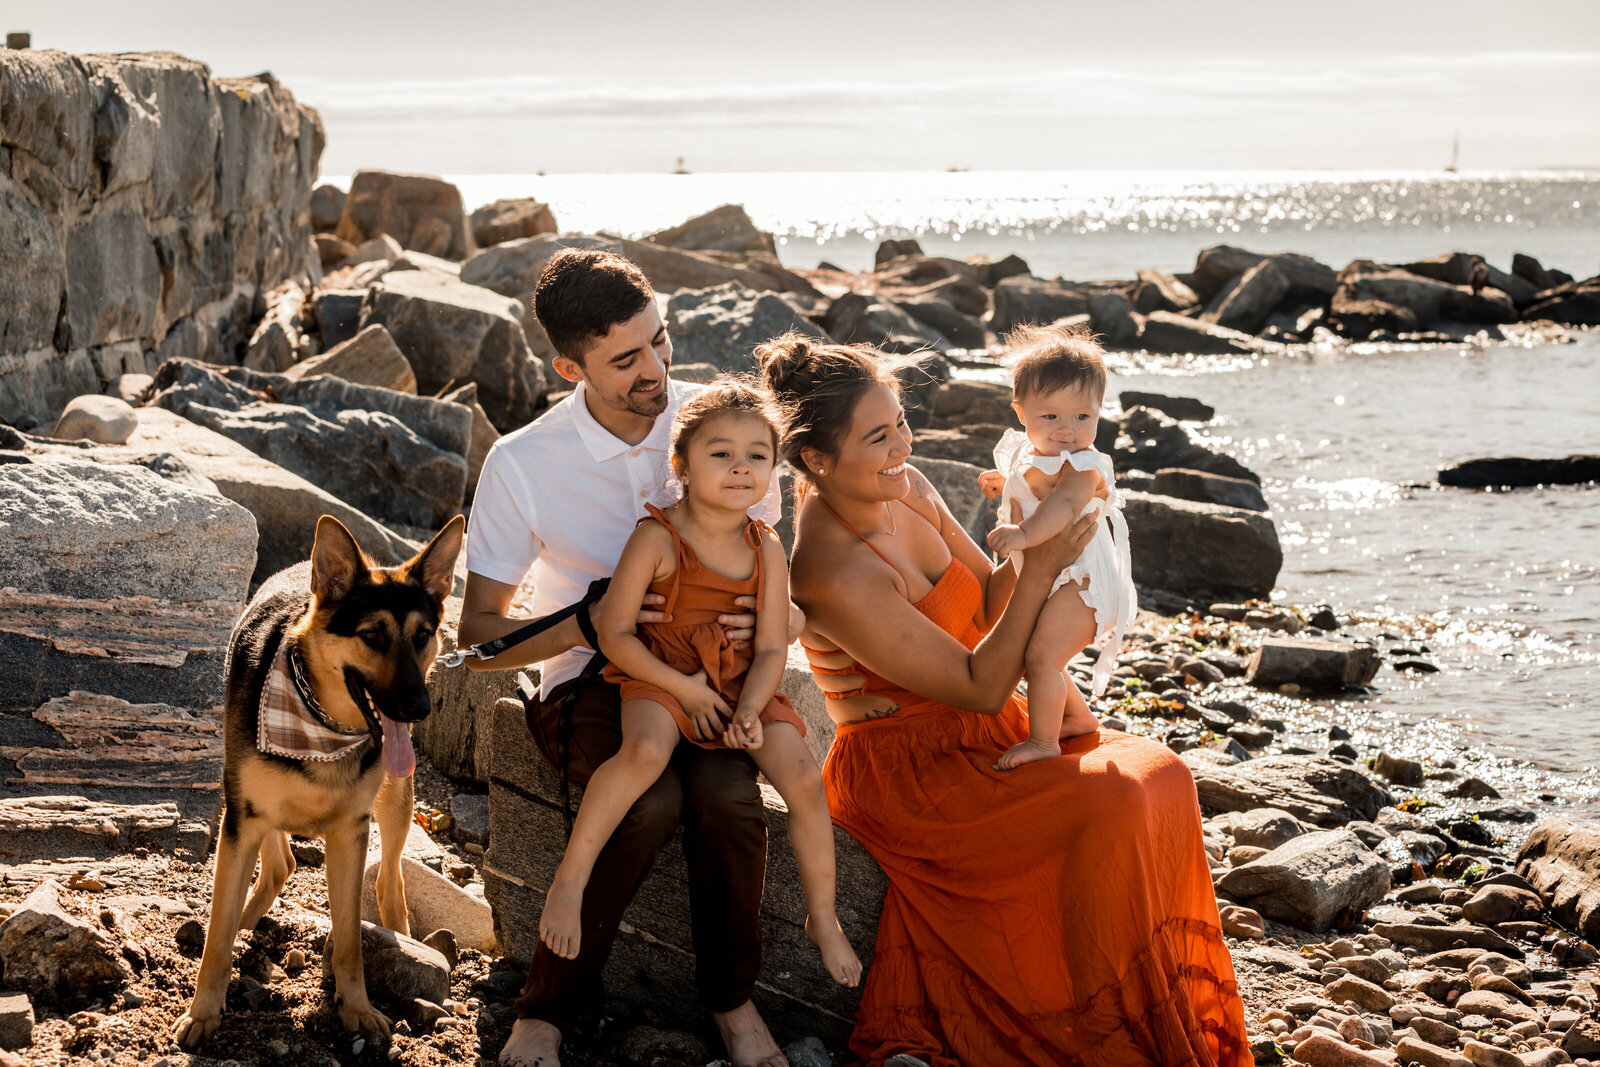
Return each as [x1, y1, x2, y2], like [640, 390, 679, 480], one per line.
[996, 580, 1100, 770]
[540, 699, 679, 960]
[748, 722, 862, 988]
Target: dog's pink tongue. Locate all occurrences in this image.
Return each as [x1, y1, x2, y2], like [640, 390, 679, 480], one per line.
[380, 713, 416, 778]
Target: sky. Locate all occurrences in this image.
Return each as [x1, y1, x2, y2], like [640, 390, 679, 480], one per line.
[19, 0, 1600, 175]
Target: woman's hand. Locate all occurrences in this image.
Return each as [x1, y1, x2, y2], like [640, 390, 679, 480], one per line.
[677, 670, 733, 742]
[1021, 509, 1099, 579]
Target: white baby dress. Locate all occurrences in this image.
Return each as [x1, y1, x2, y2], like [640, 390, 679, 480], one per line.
[993, 428, 1138, 696]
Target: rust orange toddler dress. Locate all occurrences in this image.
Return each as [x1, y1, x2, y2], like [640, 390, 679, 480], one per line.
[811, 508, 1250, 1067]
[604, 504, 805, 748]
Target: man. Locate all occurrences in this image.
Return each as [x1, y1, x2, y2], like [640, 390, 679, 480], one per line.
[459, 249, 789, 1067]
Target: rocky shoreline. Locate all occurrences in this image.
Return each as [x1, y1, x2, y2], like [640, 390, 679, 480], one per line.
[3, 46, 1600, 1067]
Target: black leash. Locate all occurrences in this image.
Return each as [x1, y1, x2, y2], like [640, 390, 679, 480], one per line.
[437, 577, 611, 834]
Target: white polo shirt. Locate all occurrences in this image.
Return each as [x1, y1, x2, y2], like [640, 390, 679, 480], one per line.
[466, 378, 782, 698]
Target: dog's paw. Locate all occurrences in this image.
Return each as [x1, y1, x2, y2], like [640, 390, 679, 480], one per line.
[172, 1008, 221, 1050]
[337, 998, 392, 1038]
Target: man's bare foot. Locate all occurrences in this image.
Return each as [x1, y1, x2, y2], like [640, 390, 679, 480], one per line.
[712, 999, 788, 1067]
[994, 736, 1061, 770]
[805, 913, 863, 987]
[538, 879, 583, 960]
[500, 1018, 561, 1067]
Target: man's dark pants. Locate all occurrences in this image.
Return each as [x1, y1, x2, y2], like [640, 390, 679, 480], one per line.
[514, 674, 768, 1033]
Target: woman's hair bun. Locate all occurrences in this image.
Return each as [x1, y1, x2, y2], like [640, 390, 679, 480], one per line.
[756, 332, 816, 395]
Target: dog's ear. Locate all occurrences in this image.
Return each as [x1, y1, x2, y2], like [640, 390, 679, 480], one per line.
[310, 516, 370, 603]
[403, 515, 465, 601]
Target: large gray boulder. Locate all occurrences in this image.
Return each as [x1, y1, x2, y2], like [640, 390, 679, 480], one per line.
[1523, 276, 1600, 326]
[335, 169, 474, 260]
[1121, 490, 1281, 599]
[459, 233, 620, 300]
[360, 269, 546, 432]
[1401, 253, 1539, 309]
[1206, 260, 1290, 334]
[823, 292, 947, 353]
[285, 323, 417, 394]
[1149, 468, 1268, 512]
[151, 359, 470, 528]
[1336, 262, 1517, 328]
[1114, 407, 1259, 483]
[666, 282, 830, 372]
[123, 407, 419, 583]
[1514, 817, 1600, 941]
[0, 459, 254, 603]
[1139, 310, 1263, 356]
[895, 295, 987, 350]
[469, 197, 557, 248]
[988, 276, 1091, 335]
[1217, 829, 1391, 932]
[1248, 638, 1382, 691]
[1190, 246, 1338, 305]
[1191, 754, 1393, 828]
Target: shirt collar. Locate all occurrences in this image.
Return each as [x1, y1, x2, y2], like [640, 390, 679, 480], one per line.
[570, 380, 676, 463]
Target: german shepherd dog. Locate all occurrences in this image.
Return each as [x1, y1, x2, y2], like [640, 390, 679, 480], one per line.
[174, 514, 465, 1049]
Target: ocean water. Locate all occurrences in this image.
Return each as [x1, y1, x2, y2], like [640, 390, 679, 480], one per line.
[349, 169, 1600, 809]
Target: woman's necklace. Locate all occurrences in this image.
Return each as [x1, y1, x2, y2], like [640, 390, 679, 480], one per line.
[883, 500, 897, 535]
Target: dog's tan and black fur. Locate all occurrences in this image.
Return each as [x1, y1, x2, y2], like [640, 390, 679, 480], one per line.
[174, 514, 465, 1050]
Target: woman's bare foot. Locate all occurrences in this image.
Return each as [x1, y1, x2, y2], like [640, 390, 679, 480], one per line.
[712, 1000, 788, 1067]
[538, 878, 583, 960]
[500, 1018, 561, 1066]
[994, 736, 1060, 770]
[806, 913, 863, 987]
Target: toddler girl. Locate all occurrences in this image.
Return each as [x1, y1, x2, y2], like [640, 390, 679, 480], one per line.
[538, 377, 863, 988]
[981, 324, 1138, 769]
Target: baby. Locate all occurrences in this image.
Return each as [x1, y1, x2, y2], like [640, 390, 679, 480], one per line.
[980, 323, 1138, 770]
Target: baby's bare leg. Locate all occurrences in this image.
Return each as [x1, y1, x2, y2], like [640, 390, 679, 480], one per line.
[541, 699, 679, 960]
[748, 722, 862, 988]
[996, 580, 1100, 770]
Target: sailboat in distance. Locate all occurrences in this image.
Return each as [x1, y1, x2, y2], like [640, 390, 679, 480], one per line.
[1445, 130, 1460, 174]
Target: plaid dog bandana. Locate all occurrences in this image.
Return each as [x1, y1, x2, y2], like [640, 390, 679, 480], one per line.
[257, 641, 372, 762]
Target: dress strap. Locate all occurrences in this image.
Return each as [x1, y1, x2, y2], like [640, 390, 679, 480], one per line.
[743, 518, 770, 603]
[640, 503, 685, 613]
[818, 496, 897, 570]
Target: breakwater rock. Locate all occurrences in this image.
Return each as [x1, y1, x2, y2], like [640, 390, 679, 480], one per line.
[0, 50, 324, 426]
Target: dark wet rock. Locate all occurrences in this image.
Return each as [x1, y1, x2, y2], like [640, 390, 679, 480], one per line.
[1190, 246, 1338, 305]
[895, 295, 987, 350]
[1122, 491, 1282, 599]
[1444, 819, 1495, 848]
[1373, 752, 1425, 787]
[1438, 455, 1600, 489]
[987, 275, 1092, 335]
[1248, 639, 1381, 692]
[1118, 390, 1214, 422]
[1401, 253, 1539, 308]
[1149, 468, 1269, 512]
[1132, 269, 1201, 314]
[1207, 260, 1291, 335]
[824, 291, 948, 352]
[311, 287, 367, 348]
[1445, 777, 1500, 801]
[1114, 406, 1260, 483]
[874, 238, 924, 267]
[0, 880, 133, 1005]
[1139, 310, 1263, 356]
[1514, 818, 1600, 941]
[968, 252, 1031, 288]
[1521, 275, 1600, 326]
[1195, 755, 1392, 828]
[1088, 290, 1140, 349]
[1336, 261, 1517, 329]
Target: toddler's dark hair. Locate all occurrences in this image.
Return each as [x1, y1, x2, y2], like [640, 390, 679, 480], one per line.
[671, 375, 786, 475]
[1005, 322, 1107, 402]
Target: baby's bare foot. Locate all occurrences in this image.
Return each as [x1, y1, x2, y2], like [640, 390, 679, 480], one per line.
[994, 737, 1061, 771]
[1059, 707, 1100, 740]
[806, 913, 863, 987]
[538, 879, 583, 960]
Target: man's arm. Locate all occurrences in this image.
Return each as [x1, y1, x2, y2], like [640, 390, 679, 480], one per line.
[458, 572, 587, 672]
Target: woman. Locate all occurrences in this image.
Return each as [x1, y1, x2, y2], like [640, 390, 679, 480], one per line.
[759, 334, 1250, 1067]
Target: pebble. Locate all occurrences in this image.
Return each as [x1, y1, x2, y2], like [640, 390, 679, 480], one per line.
[1292, 1031, 1388, 1067]
[284, 948, 306, 971]
[1411, 1017, 1464, 1047]
[174, 919, 205, 951]
[1397, 1035, 1475, 1067]
[1464, 1040, 1526, 1067]
[1337, 956, 1391, 985]
[784, 1036, 831, 1067]
[1325, 975, 1396, 1012]
[1221, 904, 1267, 938]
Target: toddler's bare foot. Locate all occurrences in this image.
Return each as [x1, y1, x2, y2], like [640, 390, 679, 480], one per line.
[538, 878, 583, 960]
[1060, 707, 1100, 740]
[500, 1018, 561, 1066]
[806, 912, 862, 987]
[994, 737, 1061, 770]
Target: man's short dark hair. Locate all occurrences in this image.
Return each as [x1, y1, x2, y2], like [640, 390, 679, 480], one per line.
[533, 249, 655, 363]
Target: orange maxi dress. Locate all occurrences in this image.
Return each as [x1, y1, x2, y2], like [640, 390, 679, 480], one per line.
[604, 504, 806, 749]
[813, 542, 1250, 1066]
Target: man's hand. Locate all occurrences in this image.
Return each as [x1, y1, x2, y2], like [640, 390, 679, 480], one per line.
[978, 469, 1006, 499]
[679, 670, 733, 742]
[717, 595, 759, 648]
[987, 524, 1027, 557]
